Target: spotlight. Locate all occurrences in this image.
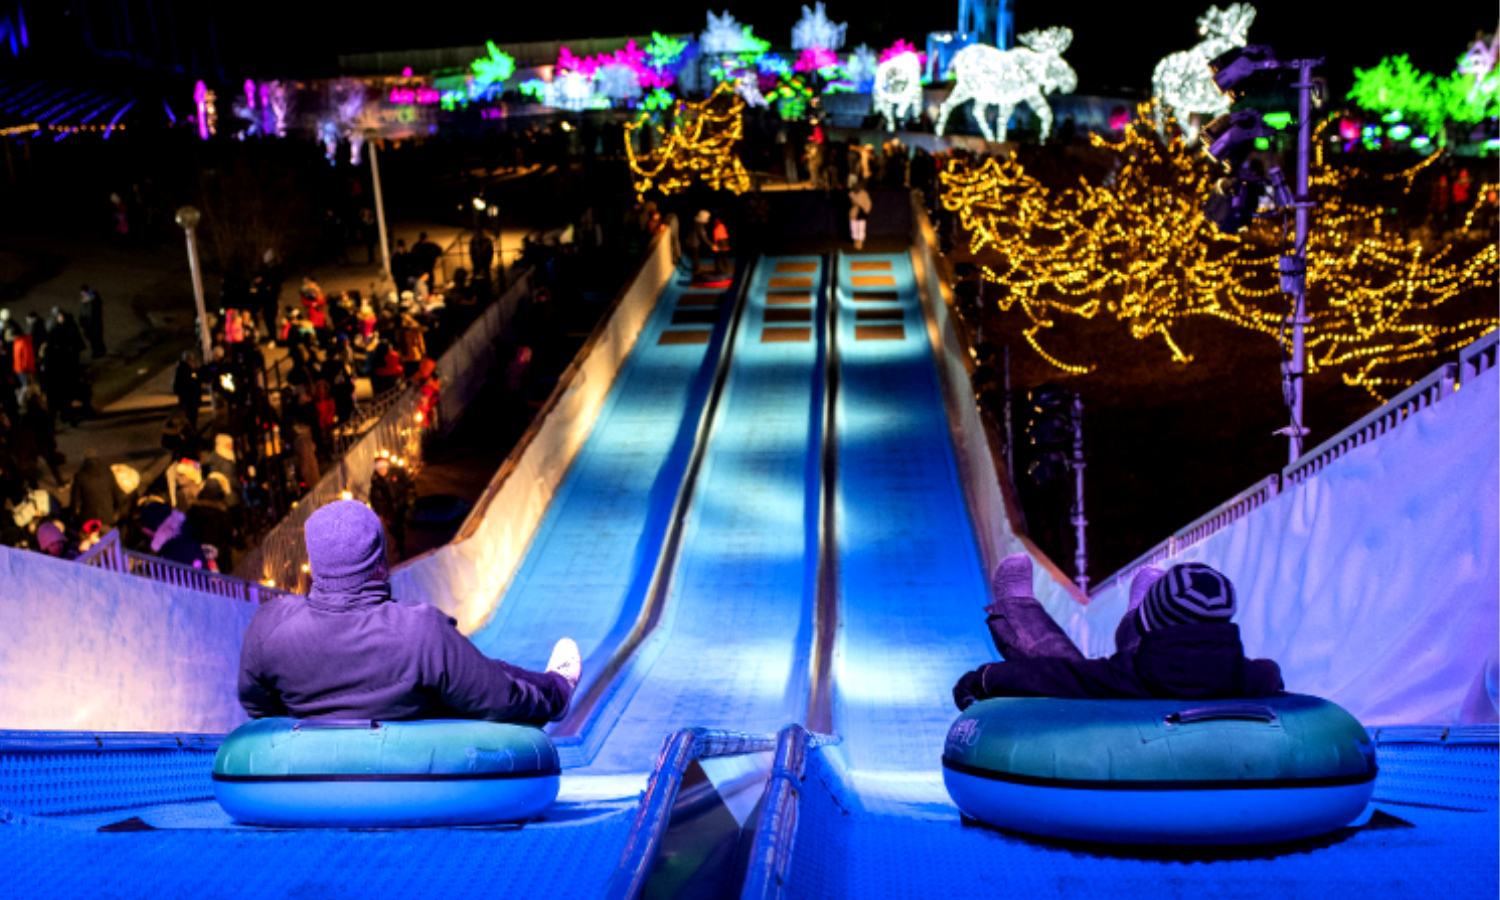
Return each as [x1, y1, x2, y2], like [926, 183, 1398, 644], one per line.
[1028, 450, 1070, 485]
[1202, 175, 1263, 235]
[1208, 44, 1278, 102]
[472, 197, 487, 211]
[1201, 110, 1275, 168]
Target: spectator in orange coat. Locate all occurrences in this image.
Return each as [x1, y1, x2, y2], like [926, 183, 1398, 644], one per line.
[7, 323, 35, 388]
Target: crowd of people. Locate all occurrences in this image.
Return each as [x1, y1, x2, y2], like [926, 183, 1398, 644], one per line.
[0, 226, 510, 575]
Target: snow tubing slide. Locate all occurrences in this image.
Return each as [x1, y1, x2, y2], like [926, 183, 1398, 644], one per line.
[213, 718, 561, 826]
[942, 694, 1376, 845]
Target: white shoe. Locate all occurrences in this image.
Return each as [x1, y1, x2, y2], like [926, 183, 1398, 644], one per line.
[546, 638, 582, 692]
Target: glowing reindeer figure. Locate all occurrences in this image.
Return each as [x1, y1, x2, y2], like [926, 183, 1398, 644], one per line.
[934, 27, 1076, 143]
[1152, 4, 1256, 140]
[874, 51, 924, 131]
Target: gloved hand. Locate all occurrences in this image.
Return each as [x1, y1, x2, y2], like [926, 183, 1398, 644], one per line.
[953, 667, 985, 711]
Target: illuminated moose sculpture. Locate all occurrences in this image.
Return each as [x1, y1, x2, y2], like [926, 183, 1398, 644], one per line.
[1151, 4, 1257, 140]
[874, 51, 924, 131]
[934, 27, 1076, 143]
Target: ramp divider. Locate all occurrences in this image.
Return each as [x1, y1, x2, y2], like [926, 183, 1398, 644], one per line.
[603, 727, 781, 900]
[551, 259, 759, 766]
[807, 253, 840, 734]
[603, 725, 839, 900]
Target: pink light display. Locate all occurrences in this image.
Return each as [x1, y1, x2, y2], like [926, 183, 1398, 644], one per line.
[389, 87, 441, 104]
[557, 40, 673, 91]
[793, 46, 838, 73]
[880, 39, 926, 69]
[193, 80, 210, 140]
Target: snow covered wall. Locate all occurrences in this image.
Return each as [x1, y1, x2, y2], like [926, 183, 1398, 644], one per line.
[0, 548, 256, 733]
[392, 218, 680, 633]
[1068, 368, 1499, 727]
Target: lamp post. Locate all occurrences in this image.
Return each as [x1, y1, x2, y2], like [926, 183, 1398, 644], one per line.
[368, 134, 393, 284]
[1203, 47, 1323, 464]
[1069, 393, 1088, 593]
[1280, 59, 1319, 464]
[174, 205, 215, 414]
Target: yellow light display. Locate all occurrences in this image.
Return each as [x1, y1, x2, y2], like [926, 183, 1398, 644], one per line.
[940, 105, 1499, 400]
[624, 81, 751, 197]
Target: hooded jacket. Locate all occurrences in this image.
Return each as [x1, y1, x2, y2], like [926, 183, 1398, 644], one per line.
[69, 455, 125, 526]
[953, 623, 1283, 710]
[238, 500, 568, 725]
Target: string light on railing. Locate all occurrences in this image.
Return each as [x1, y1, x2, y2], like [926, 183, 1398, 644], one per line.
[939, 103, 1499, 400]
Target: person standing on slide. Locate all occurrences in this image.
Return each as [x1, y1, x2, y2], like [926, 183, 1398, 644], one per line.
[238, 500, 581, 726]
[848, 177, 872, 251]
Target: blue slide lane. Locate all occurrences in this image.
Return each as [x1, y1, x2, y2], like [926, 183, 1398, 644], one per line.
[827, 252, 993, 812]
[469, 267, 740, 705]
[579, 256, 827, 774]
[797, 252, 1497, 899]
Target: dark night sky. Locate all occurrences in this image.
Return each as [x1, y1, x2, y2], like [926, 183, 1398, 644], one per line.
[8, 0, 1497, 96]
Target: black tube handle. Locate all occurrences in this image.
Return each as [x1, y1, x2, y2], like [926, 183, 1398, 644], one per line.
[291, 719, 381, 731]
[1165, 705, 1278, 726]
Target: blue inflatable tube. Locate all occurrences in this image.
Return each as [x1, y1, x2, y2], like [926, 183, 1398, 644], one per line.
[943, 694, 1377, 845]
[213, 718, 561, 827]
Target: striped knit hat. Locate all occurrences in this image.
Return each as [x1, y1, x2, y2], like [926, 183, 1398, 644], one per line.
[1136, 563, 1237, 633]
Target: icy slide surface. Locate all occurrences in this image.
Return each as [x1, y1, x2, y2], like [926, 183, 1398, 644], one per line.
[467, 269, 738, 702]
[579, 256, 828, 772]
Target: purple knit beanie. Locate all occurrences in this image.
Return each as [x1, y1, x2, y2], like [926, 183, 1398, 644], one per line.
[305, 500, 387, 592]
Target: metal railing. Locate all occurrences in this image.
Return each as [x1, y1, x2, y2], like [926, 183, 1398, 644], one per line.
[236, 385, 427, 593]
[332, 383, 410, 456]
[1283, 363, 1457, 487]
[78, 530, 295, 604]
[739, 724, 839, 900]
[1089, 475, 1281, 598]
[234, 271, 534, 592]
[1459, 328, 1498, 386]
[1088, 328, 1497, 596]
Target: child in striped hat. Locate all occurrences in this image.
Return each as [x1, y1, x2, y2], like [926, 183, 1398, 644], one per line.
[955, 556, 1282, 710]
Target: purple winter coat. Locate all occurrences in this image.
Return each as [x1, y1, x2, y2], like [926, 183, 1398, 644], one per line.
[238, 592, 569, 726]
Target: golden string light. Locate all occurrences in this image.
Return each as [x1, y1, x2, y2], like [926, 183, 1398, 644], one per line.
[623, 81, 751, 197]
[940, 105, 1498, 400]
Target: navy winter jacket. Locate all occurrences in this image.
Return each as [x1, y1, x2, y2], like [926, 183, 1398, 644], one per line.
[953, 622, 1283, 710]
[238, 593, 569, 726]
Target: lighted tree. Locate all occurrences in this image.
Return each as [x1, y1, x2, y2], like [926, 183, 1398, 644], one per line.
[940, 109, 1498, 398]
[471, 41, 516, 89]
[1348, 54, 1500, 145]
[624, 81, 751, 197]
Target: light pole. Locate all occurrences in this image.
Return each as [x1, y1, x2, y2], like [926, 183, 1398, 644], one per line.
[1280, 59, 1319, 464]
[1069, 394, 1088, 593]
[368, 134, 393, 284]
[1202, 48, 1323, 464]
[175, 205, 215, 414]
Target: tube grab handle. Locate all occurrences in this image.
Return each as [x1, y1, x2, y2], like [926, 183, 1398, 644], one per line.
[1165, 705, 1278, 726]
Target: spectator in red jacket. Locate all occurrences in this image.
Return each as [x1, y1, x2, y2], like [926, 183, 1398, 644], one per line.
[7, 323, 35, 387]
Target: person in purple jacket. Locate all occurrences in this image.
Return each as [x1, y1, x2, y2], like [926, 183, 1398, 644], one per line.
[953, 556, 1283, 711]
[238, 500, 580, 726]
